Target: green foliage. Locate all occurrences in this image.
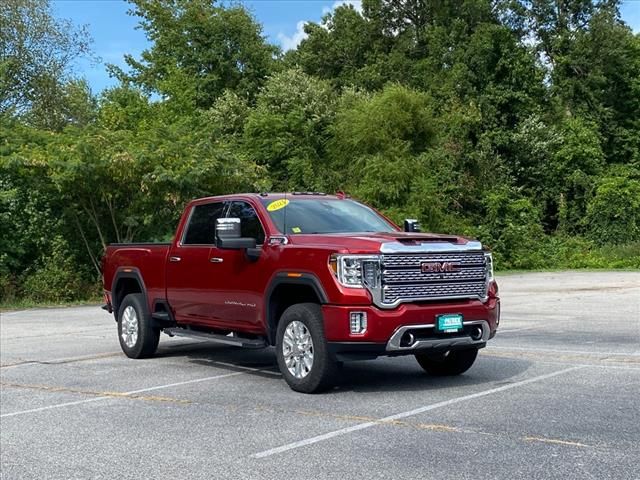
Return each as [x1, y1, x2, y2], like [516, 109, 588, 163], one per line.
[21, 236, 95, 303]
[477, 187, 546, 269]
[329, 84, 436, 205]
[292, 4, 385, 89]
[1, 0, 639, 304]
[0, 0, 92, 128]
[243, 68, 336, 189]
[113, 0, 278, 110]
[586, 170, 640, 245]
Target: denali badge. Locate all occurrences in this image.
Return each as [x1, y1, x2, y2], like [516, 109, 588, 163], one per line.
[421, 261, 460, 274]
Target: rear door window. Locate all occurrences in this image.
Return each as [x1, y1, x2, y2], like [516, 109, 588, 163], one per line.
[183, 202, 226, 245]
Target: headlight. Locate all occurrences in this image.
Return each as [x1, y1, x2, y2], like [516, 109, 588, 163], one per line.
[485, 252, 494, 281]
[330, 254, 381, 288]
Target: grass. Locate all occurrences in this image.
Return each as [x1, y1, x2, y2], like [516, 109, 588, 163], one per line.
[0, 297, 102, 313]
[496, 266, 640, 275]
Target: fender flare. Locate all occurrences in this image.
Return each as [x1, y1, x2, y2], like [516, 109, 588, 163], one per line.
[264, 272, 329, 345]
[111, 268, 148, 317]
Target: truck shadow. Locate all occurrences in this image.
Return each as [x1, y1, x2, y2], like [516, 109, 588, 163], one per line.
[156, 342, 533, 393]
[333, 354, 532, 393]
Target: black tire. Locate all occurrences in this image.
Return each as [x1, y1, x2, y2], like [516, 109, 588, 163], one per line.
[415, 348, 479, 376]
[117, 293, 160, 359]
[275, 303, 338, 393]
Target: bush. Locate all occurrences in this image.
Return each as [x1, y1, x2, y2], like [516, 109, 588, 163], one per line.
[477, 188, 546, 269]
[20, 237, 95, 303]
[494, 236, 640, 271]
[0, 274, 18, 304]
[586, 174, 640, 245]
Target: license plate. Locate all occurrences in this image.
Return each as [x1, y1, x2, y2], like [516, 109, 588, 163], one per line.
[436, 314, 463, 333]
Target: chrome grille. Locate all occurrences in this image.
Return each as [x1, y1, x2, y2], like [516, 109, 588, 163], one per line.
[383, 266, 486, 283]
[381, 252, 487, 305]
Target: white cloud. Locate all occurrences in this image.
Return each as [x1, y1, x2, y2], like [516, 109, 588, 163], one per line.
[277, 20, 308, 52]
[276, 1, 363, 52]
[322, 0, 362, 16]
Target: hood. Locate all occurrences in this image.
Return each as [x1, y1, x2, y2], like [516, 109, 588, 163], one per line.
[286, 231, 482, 254]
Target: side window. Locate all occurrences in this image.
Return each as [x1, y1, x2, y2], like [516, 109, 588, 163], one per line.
[183, 202, 226, 245]
[227, 201, 265, 245]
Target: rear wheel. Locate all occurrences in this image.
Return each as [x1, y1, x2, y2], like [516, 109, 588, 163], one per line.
[275, 303, 338, 393]
[415, 348, 479, 376]
[117, 293, 160, 358]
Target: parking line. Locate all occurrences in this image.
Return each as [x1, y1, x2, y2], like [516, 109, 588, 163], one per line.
[0, 370, 247, 418]
[524, 436, 590, 448]
[213, 361, 281, 376]
[483, 351, 640, 370]
[0, 351, 122, 368]
[252, 365, 586, 459]
[491, 346, 640, 356]
[0, 341, 217, 369]
[498, 326, 540, 333]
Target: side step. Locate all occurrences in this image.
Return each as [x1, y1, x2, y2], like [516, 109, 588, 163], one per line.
[163, 328, 268, 349]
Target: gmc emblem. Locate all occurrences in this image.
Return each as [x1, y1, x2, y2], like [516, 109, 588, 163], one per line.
[421, 261, 460, 274]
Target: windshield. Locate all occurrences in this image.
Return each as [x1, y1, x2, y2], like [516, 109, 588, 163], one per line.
[260, 198, 397, 235]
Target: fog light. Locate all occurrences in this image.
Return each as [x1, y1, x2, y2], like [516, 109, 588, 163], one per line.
[350, 311, 367, 335]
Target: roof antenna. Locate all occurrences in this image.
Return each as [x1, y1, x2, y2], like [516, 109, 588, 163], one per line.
[283, 181, 288, 235]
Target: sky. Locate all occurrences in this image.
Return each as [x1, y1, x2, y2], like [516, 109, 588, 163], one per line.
[51, 0, 640, 95]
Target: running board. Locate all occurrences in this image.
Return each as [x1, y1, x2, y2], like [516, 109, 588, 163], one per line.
[163, 328, 268, 349]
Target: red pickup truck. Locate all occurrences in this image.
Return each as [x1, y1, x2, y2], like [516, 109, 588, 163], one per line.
[101, 193, 500, 393]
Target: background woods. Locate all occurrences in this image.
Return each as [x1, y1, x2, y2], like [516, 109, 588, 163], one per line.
[1, 0, 639, 304]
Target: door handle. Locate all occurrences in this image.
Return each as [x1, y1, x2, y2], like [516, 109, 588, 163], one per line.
[210, 257, 224, 263]
[169, 256, 181, 262]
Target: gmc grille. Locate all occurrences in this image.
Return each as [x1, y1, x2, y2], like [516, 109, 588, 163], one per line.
[381, 252, 488, 305]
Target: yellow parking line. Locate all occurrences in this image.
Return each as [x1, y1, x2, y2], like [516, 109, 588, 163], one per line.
[0, 352, 123, 368]
[0, 382, 190, 405]
[524, 436, 591, 448]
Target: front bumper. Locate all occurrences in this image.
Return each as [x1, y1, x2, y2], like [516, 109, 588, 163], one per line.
[322, 297, 500, 360]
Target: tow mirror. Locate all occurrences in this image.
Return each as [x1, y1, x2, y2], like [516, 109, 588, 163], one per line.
[403, 219, 421, 232]
[215, 218, 256, 249]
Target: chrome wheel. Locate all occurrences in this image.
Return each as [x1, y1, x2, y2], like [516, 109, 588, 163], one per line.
[282, 320, 314, 379]
[121, 306, 139, 348]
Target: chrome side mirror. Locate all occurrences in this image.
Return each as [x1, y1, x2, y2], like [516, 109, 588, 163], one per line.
[215, 218, 256, 249]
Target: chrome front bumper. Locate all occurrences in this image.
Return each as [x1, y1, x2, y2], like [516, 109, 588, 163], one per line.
[385, 320, 490, 352]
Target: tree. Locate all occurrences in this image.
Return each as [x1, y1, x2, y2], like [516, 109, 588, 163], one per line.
[521, 0, 640, 164]
[292, 3, 390, 89]
[113, 0, 278, 110]
[0, 0, 92, 127]
[3, 0, 640, 303]
[328, 84, 438, 212]
[243, 68, 336, 190]
[587, 167, 640, 245]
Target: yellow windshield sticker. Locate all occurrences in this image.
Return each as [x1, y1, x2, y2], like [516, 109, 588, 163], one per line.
[267, 199, 290, 212]
[291, 227, 301, 233]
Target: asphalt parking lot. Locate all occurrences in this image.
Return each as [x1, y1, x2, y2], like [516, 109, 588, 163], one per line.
[1, 271, 639, 480]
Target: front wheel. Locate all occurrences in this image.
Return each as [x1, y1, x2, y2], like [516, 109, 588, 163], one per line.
[117, 293, 160, 359]
[275, 303, 338, 393]
[415, 348, 479, 376]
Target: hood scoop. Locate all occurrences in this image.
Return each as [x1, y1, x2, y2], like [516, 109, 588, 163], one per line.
[379, 234, 483, 254]
[395, 235, 461, 244]
[380, 232, 464, 244]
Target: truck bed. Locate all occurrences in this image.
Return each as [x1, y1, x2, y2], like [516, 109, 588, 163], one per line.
[102, 243, 172, 313]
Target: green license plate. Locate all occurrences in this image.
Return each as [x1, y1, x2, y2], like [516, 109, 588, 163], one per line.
[436, 314, 463, 333]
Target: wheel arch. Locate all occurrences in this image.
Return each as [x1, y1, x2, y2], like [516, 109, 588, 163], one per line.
[264, 272, 328, 346]
[111, 269, 148, 320]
